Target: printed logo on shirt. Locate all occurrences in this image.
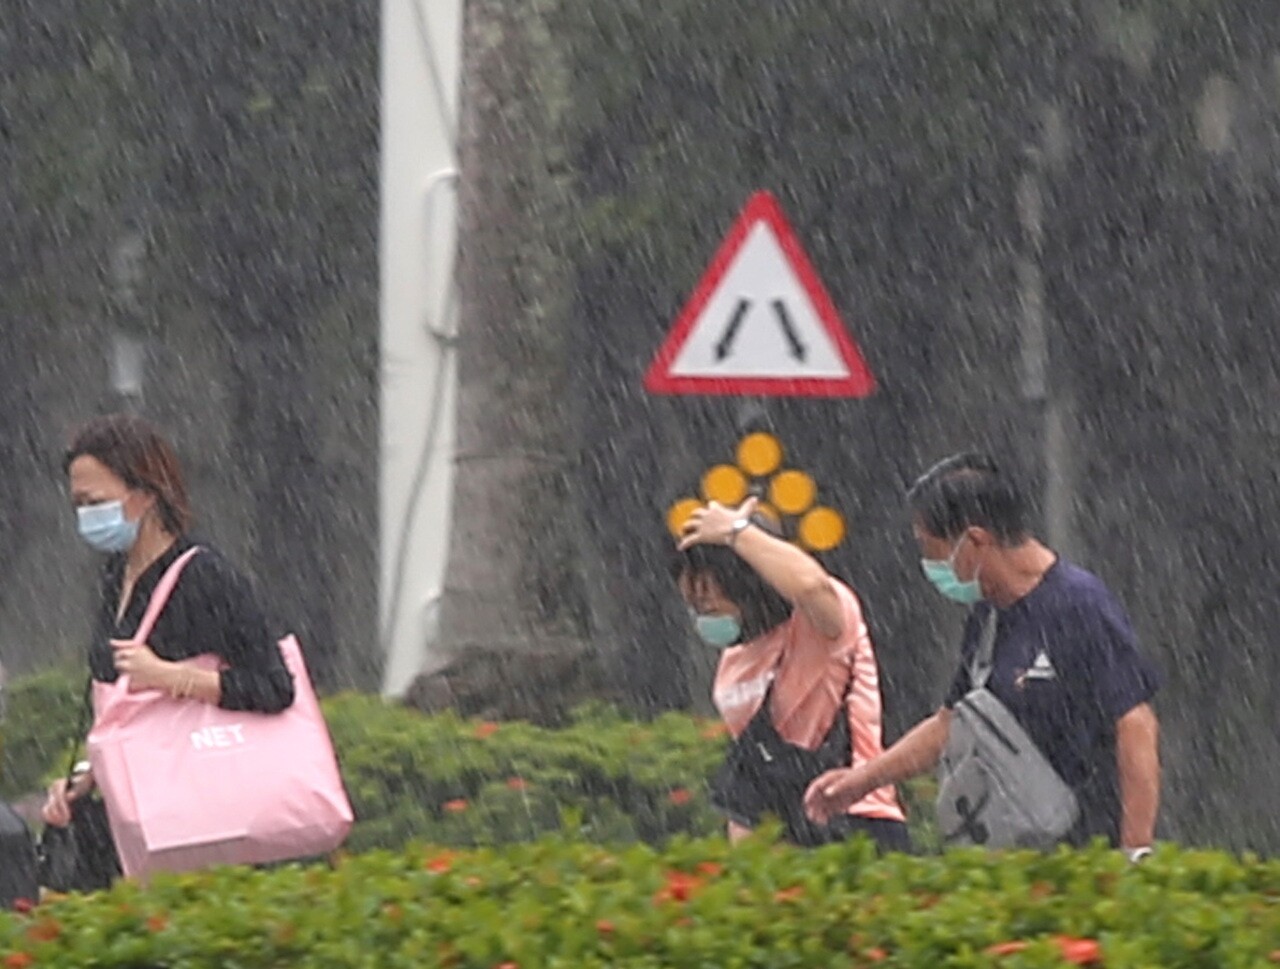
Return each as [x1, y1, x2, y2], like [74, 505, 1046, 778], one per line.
[1015, 651, 1057, 688]
[714, 672, 773, 712]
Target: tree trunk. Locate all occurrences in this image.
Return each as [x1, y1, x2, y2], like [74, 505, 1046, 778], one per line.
[428, 0, 599, 721]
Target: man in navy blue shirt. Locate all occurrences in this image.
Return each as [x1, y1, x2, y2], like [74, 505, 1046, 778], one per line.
[805, 453, 1161, 855]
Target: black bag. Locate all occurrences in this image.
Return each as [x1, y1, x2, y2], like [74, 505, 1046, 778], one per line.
[0, 800, 38, 909]
[37, 796, 120, 893]
[709, 682, 854, 848]
[34, 678, 121, 893]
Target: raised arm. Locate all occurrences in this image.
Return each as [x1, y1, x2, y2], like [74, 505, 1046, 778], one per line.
[680, 498, 843, 638]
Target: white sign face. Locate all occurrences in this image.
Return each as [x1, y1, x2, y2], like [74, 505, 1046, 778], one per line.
[644, 191, 875, 398]
[666, 221, 852, 379]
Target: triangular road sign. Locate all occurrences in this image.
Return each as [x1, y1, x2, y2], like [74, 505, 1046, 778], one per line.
[643, 191, 876, 397]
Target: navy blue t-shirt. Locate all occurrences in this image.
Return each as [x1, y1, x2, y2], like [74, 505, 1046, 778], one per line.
[943, 559, 1159, 845]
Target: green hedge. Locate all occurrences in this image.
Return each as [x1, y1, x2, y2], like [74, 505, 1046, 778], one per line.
[324, 693, 938, 854]
[326, 694, 726, 851]
[0, 666, 84, 801]
[3, 669, 937, 851]
[3, 838, 1278, 966]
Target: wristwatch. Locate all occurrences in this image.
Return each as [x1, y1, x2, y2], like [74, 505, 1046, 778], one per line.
[728, 517, 752, 548]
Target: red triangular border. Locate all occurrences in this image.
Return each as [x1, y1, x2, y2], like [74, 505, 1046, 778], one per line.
[643, 191, 877, 398]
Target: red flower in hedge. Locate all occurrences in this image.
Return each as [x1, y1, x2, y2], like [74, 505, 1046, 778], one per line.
[474, 721, 500, 739]
[443, 798, 470, 814]
[506, 777, 528, 791]
[773, 886, 804, 903]
[596, 919, 616, 935]
[1055, 937, 1102, 964]
[864, 948, 888, 963]
[26, 918, 61, 943]
[10, 898, 33, 915]
[145, 913, 169, 933]
[987, 937, 1101, 965]
[425, 850, 456, 873]
[495, 962, 519, 969]
[695, 861, 724, 877]
[668, 788, 693, 806]
[4, 954, 33, 969]
[653, 870, 704, 904]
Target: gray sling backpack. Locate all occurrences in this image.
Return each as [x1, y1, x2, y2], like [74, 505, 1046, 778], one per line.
[935, 610, 1079, 849]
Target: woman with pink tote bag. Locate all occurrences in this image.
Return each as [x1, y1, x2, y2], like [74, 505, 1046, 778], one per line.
[42, 414, 351, 881]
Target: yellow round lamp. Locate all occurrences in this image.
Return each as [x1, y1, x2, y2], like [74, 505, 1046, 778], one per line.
[736, 432, 783, 477]
[769, 469, 817, 515]
[799, 506, 846, 552]
[701, 464, 749, 506]
[666, 498, 703, 538]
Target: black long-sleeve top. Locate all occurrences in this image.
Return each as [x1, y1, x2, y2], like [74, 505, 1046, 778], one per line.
[88, 536, 295, 713]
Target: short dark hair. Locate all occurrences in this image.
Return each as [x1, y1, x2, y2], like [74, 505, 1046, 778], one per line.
[907, 452, 1029, 545]
[64, 414, 192, 535]
[670, 515, 792, 641]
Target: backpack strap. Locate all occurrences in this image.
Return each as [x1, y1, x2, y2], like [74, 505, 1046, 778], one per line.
[969, 608, 1000, 689]
[132, 546, 203, 644]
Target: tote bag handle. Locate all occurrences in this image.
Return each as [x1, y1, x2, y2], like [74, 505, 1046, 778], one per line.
[132, 546, 203, 644]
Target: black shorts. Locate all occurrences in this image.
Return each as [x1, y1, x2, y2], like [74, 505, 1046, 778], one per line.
[825, 815, 912, 854]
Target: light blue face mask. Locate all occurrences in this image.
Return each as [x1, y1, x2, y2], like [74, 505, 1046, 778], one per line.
[921, 535, 982, 605]
[77, 500, 140, 554]
[693, 613, 743, 649]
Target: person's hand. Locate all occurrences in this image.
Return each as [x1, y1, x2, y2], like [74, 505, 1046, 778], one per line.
[42, 771, 94, 828]
[679, 497, 757, 550]
[111, 639, 175, 693]
[727, 820, 752, 845]
[804, 766, 873, 825]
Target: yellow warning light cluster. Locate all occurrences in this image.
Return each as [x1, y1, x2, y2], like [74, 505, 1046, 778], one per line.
[667, 432, 846, 552]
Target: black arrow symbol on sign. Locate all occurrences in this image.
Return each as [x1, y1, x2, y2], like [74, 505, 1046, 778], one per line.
[771, 300, 807, 361]
[714, 298, 751, 361]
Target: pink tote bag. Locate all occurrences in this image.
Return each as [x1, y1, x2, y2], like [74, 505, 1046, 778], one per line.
[87, 547, 353, 877]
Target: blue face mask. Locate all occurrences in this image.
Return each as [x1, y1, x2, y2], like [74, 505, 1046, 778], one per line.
[77, 500, 140, 554]
[921, 536, 982, 605]
[693, 613, 743, 649]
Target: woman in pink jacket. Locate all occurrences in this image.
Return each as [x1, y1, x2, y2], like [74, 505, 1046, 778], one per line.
[675, 497, 908, 850]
